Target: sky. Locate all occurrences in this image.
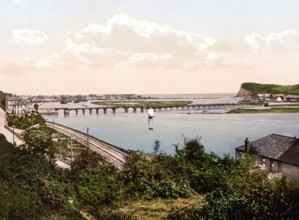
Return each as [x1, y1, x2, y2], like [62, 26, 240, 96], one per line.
[1, 0, 299, 95]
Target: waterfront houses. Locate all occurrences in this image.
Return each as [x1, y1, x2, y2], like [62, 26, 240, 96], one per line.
[236, 134, 299, 186]
[286, 95, 299, 102]
[5, 95, 29, 115]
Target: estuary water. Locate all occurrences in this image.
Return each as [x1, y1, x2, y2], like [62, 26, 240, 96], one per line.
[42, 95, 299, 157]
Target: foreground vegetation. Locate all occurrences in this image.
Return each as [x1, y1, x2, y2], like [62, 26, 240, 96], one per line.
[1, 128, 299, 219]
[0, 134, 83, 219]
[228, 107, 299, 114]
[241, 82, 299, 96]
[0, 90, 6, 108]
[92, 100, 192, 108]
[6, 111, 45, 129]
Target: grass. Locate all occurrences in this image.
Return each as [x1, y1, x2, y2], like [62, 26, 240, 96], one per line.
[115, 194, 204, 220]
[92, 100, 192, 108]
[228, 108, 299, 114]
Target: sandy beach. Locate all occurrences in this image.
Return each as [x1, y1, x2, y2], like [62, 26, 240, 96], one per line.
[0, 108, 23, 146]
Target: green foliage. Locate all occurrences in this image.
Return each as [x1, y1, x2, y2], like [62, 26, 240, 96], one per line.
[70, 149, 104, 174]
[1, 131, 298, 219]
[201, 178, 299, 219]
[0, 134, 82, 219]
[70, 149, 120, 211]
[122, 152, 191, 200]
[174, 138, 237, 193]
[241, 82, 299, 95]
[153, 139, 161, 154]
[6, 111, 45, 129]
[72, 168, 119, 208]
[0, 90, 6, 108]
[192, 155, 299, 219]
[93, 209, 134, 220]
[21, 127, 55, 162]
[229, 107, 299, 114]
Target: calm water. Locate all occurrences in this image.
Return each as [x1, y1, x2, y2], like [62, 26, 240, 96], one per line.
[44, 110, 299, 157]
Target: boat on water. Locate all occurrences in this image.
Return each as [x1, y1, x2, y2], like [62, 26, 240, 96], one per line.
[147, 108, 154, 119]
[147, 108, 154, 129]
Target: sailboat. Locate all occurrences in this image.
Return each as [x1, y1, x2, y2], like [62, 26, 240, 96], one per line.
[148, 108, 154, 119]
[147, 108, 154, 129]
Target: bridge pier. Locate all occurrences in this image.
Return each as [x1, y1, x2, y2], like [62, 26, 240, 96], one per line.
[82, 109, 85, 115]
[64, 109, 69, 116]
[89, 109, 92, 114]
[124, 108, 128, 113]
[112, 108, 116, 113]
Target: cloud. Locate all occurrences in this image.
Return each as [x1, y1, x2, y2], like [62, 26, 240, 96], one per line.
[47, 13, 233, 70]
[12, 0, 29, 7]
[11, 29, 49, 44]
[128, 53, 173, 63]
[245, 30, 298, 51]
[74, 13, 216, 55]
[4, 14, 252, 74]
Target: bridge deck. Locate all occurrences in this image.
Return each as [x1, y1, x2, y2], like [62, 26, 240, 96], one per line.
[45, 121, 129, 170]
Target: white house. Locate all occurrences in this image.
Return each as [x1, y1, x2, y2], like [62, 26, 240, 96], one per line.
[5, 95, 28, 115]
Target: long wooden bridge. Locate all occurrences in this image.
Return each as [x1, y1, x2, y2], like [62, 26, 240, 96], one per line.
[40, 103, 259, 115]
[45, 121, 129, 170]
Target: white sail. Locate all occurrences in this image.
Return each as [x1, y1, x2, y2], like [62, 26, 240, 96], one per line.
[147, 108, 154, 117]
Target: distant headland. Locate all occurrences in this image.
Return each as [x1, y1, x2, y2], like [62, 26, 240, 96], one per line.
[237, 82, 299, 97]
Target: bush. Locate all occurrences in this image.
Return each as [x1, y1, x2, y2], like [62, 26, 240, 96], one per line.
[0, 134, 82, 219]
[122, 152, 191, 200]
[6, 112, 45, 129]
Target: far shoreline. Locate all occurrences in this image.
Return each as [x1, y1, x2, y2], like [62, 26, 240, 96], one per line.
[227, 107, 299, 114]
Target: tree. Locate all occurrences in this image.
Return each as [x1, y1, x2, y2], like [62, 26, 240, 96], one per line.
[21, 128, 55, 162]
[34, 103, 39, 111]
[153, 140, 161, 154]
[70, 149, 119, 209]
[71, 149, 104, 174]
[0, 133, 82, 219]
[122, 152, 190, 199]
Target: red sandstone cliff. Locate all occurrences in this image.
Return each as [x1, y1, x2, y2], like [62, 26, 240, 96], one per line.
[236, 87, 252, 97]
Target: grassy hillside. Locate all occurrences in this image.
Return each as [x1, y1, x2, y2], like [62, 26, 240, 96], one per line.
[241, 83, 299, 96]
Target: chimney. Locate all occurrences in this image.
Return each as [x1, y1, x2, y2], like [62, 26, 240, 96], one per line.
[245, 138, 250, 152]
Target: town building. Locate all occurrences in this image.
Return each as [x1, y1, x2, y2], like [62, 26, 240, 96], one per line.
[236, 134, 299, 186]
[257, 93, 285, 102]
[5, 95, 28, 114]
[286, 95, 299, 102]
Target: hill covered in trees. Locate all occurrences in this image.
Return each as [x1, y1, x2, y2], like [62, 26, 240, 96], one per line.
[237, 82, 299, 97]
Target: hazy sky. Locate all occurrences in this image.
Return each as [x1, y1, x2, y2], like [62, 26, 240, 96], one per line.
[1, 0, 299, 95]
